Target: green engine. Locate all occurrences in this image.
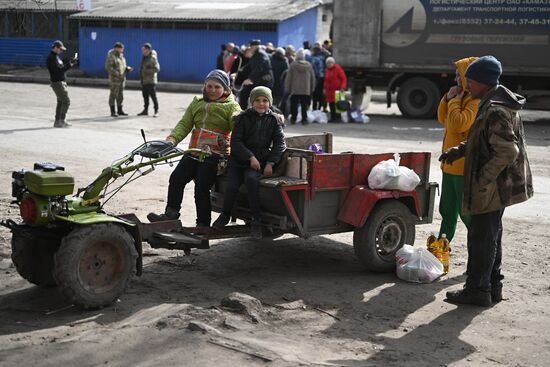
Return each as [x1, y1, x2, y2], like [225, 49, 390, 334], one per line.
[12, 163, 75, 226]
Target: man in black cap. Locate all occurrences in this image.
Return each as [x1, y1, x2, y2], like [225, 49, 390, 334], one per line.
[138, 42, 160, 117]
[46, 40, 76, 128]
[105, 42, 133, 117]
[238, 39, 274, 110]
[441, 56, 533, 306]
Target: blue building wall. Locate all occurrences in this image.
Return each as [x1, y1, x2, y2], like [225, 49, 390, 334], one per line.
[79, 27, 278, 82]
[277, 7, 318, 49]
[0, 38, 54, 66]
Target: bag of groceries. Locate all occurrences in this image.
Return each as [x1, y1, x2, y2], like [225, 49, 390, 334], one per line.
[395, 245, 444, 283]
[368, 153, 420, 191]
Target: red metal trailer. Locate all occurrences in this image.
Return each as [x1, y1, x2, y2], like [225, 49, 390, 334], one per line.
[139, 133, 437, 273]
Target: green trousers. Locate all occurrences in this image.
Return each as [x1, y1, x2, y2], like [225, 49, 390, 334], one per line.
[439, 172, 471, 242]
[109, 80, 125, 107]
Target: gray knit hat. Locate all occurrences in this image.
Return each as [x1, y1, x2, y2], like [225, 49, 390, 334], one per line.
[249, 86, 273, 106]
[205, 69, 230, 90]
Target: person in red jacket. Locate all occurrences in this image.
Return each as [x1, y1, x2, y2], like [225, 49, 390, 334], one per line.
[323, 57, 347, 122]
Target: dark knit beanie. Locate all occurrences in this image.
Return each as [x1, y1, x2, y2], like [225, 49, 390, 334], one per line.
[249, 86, 273, 106]
[205, 69, 230, 90]
[465, 55, 502, 86]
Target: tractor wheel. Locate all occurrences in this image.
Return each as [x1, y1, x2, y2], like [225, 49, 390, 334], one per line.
[11, 231, 59, 287]
[54, 223, 137, 309]
[353, 200, 415, 272]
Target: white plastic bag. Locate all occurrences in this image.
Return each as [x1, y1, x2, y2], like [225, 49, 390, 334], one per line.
[307, 111, 315, 123]
[368, 153, 420, 191]
[317, 112, 328, 124]
[310, 110, 328, 124]
[340, 112, 349, 123]
[395, 165, 421, 191]
[395, 245, 444, 283]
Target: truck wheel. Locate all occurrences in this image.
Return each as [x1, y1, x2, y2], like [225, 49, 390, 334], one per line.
[11, 231, 59, 287]
[353, 201, 415, 272]
[397, 77, 440, 118]
[54, 223, 136, 309]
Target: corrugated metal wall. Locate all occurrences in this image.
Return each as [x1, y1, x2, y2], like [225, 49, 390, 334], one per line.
[0, 38, 53, 65]
[79, 27, 278, 82]
[277, 7, 318, 49]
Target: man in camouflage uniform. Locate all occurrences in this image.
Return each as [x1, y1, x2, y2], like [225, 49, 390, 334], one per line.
[105, 42, 133, 117]
[440, 56, 533, 307]
[47, 40, 76, 128]
[137, 42, 160, 117]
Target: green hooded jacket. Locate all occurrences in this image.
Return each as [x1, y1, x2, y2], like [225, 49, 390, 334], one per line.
[169, 94, 241, 145]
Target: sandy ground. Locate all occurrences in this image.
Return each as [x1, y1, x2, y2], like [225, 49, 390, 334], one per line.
[0, 81, 549, 367]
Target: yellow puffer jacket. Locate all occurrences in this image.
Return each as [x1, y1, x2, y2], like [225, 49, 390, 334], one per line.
[437, 57, 479, 175]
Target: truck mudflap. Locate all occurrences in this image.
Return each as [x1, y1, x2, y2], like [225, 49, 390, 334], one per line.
[337, 185, 421, 228]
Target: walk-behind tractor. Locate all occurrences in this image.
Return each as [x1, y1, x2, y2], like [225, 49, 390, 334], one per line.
[2, 132, 437, 309]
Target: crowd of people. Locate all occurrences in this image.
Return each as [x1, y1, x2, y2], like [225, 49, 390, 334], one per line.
[216, 39, 348, 124]
[47, 40, 161, 127]
[46, 38, 534, 306]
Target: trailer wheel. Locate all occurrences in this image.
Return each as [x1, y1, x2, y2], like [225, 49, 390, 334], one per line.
[397, 77, 440, 118]
[11, 231, 59, 287]
[353, 201, 415, 272]
[54, 223, 137, 309]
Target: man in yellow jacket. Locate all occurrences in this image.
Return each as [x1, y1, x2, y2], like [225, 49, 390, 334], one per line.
[436, 57, 478, 242]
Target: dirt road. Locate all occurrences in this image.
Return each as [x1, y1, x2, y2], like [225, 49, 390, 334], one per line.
[0, 81, 549, 366]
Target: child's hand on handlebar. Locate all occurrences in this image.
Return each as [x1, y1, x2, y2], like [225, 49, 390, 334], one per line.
[165, 136, 177, 145]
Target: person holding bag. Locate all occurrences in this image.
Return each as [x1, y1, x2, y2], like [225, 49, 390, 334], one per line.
[324, 57, 347, 122]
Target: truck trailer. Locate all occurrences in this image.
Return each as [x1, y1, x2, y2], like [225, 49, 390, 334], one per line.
[333, 0, 550, 118]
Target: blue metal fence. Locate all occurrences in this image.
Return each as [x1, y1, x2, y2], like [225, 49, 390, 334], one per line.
[79, 27, 278, 82]
[0, 38, 54, 66]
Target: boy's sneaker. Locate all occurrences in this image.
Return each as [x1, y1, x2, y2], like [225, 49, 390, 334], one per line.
[153, 111, 159, 118]
[212, 214, 230, 228]
[445, 287, 491, 307]
[250, 222, 262, 240]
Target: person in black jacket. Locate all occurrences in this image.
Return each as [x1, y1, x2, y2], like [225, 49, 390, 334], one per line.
[238, 40, 274, 110]
[216, 44, 226, 70]
[213, 86, 286, 239]
[270, 47, 289, 108]
[47, 40, 76, 128]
